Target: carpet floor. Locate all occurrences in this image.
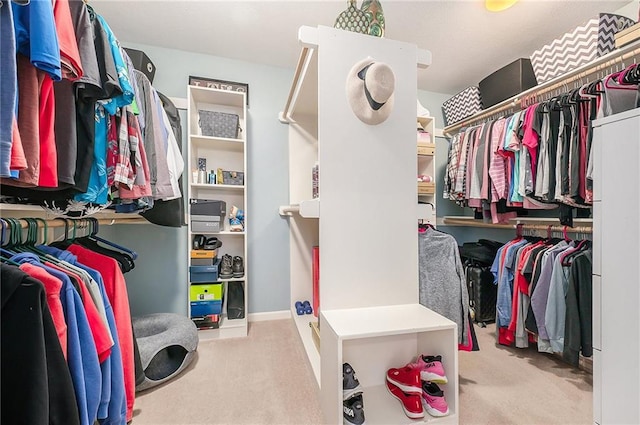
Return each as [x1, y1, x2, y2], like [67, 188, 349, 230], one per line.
[132, 320, 592, 424]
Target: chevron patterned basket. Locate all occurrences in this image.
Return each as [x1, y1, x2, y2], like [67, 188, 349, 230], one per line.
[442, 86, 483, 127]
[530, 13, 636, 84]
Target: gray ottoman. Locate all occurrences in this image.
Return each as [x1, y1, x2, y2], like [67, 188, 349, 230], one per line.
[133, 313, 198, 391]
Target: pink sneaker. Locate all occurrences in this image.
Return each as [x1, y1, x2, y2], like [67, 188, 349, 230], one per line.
[386, 366, 422, 395]
[422, 381, 450, 417]
[386, 381, 424, 419]
[411, 355, 448, 384]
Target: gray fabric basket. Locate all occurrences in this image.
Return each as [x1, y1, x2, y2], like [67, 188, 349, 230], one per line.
[198, 110, 240, 139]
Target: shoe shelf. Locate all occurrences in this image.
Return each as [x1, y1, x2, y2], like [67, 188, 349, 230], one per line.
[187, 84, 248, 339]
[320, 304, 458, 425]
[197, 316, 248, 341]
[363, 384, 458, 425]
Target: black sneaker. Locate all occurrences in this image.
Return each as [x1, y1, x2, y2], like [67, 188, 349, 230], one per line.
[232, 256, 244, 278]
[219, 254, 233, 279]
[343, 363, 362, 400]
[343, 393, 365, 425]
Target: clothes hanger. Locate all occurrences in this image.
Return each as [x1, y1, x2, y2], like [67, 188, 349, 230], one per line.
[85, 217, 138, 260]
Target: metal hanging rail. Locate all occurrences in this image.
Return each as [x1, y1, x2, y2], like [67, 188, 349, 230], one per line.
[443, 39, 640, 136]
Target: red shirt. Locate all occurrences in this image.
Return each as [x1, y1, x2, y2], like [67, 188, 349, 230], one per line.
[67, 244, 135, 422]
[38, 74, 58, 187]
[53, 0, 83, 80]
[10, 117, 27, 171]
[19, 262, 67, 359]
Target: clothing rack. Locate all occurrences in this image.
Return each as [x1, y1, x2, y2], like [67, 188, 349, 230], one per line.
[441, 216, 592, 234]
[443, 39, 640, 136]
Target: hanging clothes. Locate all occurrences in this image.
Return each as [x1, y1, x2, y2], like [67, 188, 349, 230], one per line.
[1, 264, 80, 425]
[0, 1, 184, 221]
[418, 227, 470, 346]
[487, 234, 592, 364]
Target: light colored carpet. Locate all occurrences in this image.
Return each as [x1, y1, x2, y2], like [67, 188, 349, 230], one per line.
[132, 319, 323, 424]
[132, 320, 592, 425]
[459, 324, 592, 425]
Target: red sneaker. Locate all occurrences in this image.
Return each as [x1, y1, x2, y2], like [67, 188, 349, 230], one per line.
[386, 381, 424, 419]
[386, 366, 421, 395]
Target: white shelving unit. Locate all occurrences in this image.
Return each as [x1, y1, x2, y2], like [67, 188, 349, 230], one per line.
[279, 26, 458, 424]
[321, 305, 458, 425]
[187, 85, 248, 340]
[417, 116, 436, 225]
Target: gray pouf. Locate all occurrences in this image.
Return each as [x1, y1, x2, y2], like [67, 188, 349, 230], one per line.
[133, 313, 198, 391]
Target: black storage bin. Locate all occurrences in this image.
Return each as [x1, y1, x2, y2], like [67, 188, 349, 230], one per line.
[478, 58, 538, 108]
[123, 48, 156, 84]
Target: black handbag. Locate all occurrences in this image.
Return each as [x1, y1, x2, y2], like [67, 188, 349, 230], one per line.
[227, 281, 245, 320]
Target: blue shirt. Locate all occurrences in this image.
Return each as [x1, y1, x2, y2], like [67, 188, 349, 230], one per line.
[11, 252, 101, 425]
[75, 15, 134, 206]
[1, 3, 17, 177]
[38, 246, 127, 424]
[495, 240, 528, 327]
[11, 0, 61, 80]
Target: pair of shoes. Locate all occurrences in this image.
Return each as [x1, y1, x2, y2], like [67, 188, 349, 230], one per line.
[386, 366, 423, 419]
[295, 300, 313, 315]
[219, 255, 244, 279]
[343, 363, 365, 425]
[386, 356, 450, 418]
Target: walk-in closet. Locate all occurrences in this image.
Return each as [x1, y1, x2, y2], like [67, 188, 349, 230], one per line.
[2, 1, 640, 424]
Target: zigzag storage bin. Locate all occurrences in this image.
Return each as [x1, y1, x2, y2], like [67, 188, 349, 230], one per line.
[442, 86, 483, 127]
[531, 13, 636, 84]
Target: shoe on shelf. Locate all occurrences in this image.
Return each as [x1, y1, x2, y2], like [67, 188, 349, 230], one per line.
[229, 206, 245, 232]
[343, 393, 365, 425]
[386, 366, 421, 395]
[411, 354, 448, 384]
[385, 381, 424, 419]
[232, 256, 244, 278]
[219, 254, 233, 279]
[343, 363, 363, 400]
[421, 381, 450, 417]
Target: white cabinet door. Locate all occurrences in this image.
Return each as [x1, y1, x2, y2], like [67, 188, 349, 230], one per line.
[597, 111, 640, 425]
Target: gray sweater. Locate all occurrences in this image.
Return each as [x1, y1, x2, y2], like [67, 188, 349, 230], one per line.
[418, 228, 470, 345]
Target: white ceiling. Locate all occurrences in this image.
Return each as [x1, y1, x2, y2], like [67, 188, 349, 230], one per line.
[93, 0, 633, 95]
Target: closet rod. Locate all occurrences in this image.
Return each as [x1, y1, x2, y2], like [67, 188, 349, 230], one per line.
[443, 39, 640, 136]
[2, 218, 146, 228]
[441, 217, 592, 234]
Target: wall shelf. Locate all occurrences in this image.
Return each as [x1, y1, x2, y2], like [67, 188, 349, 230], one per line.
[190, 183, 245, 191]
[190, 135, 245, 151]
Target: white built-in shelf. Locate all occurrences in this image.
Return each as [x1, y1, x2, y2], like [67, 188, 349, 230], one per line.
[197, 316, 248, 341]
[189, 85, 246, 107]
[190, 135, 245, 150]
[190, 277, 245, 284]
[322, 304, 455, 340]
[189, 230, 245, 236]
[292, 313, 321, 385]
[190, 183, 245, 191]
[362, 384, 458, 425]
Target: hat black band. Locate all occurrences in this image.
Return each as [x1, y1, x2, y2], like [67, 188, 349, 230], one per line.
[358, 64, 386, 111]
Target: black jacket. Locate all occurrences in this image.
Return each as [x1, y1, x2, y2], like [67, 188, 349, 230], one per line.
[1, 265, 80, 425]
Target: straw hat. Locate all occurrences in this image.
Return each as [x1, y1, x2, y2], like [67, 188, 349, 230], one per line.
[345, 58, 395, 125]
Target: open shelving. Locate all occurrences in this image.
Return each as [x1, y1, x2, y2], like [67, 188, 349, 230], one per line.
[187, 84, 248, 340]
[279, 25, 457, 424]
